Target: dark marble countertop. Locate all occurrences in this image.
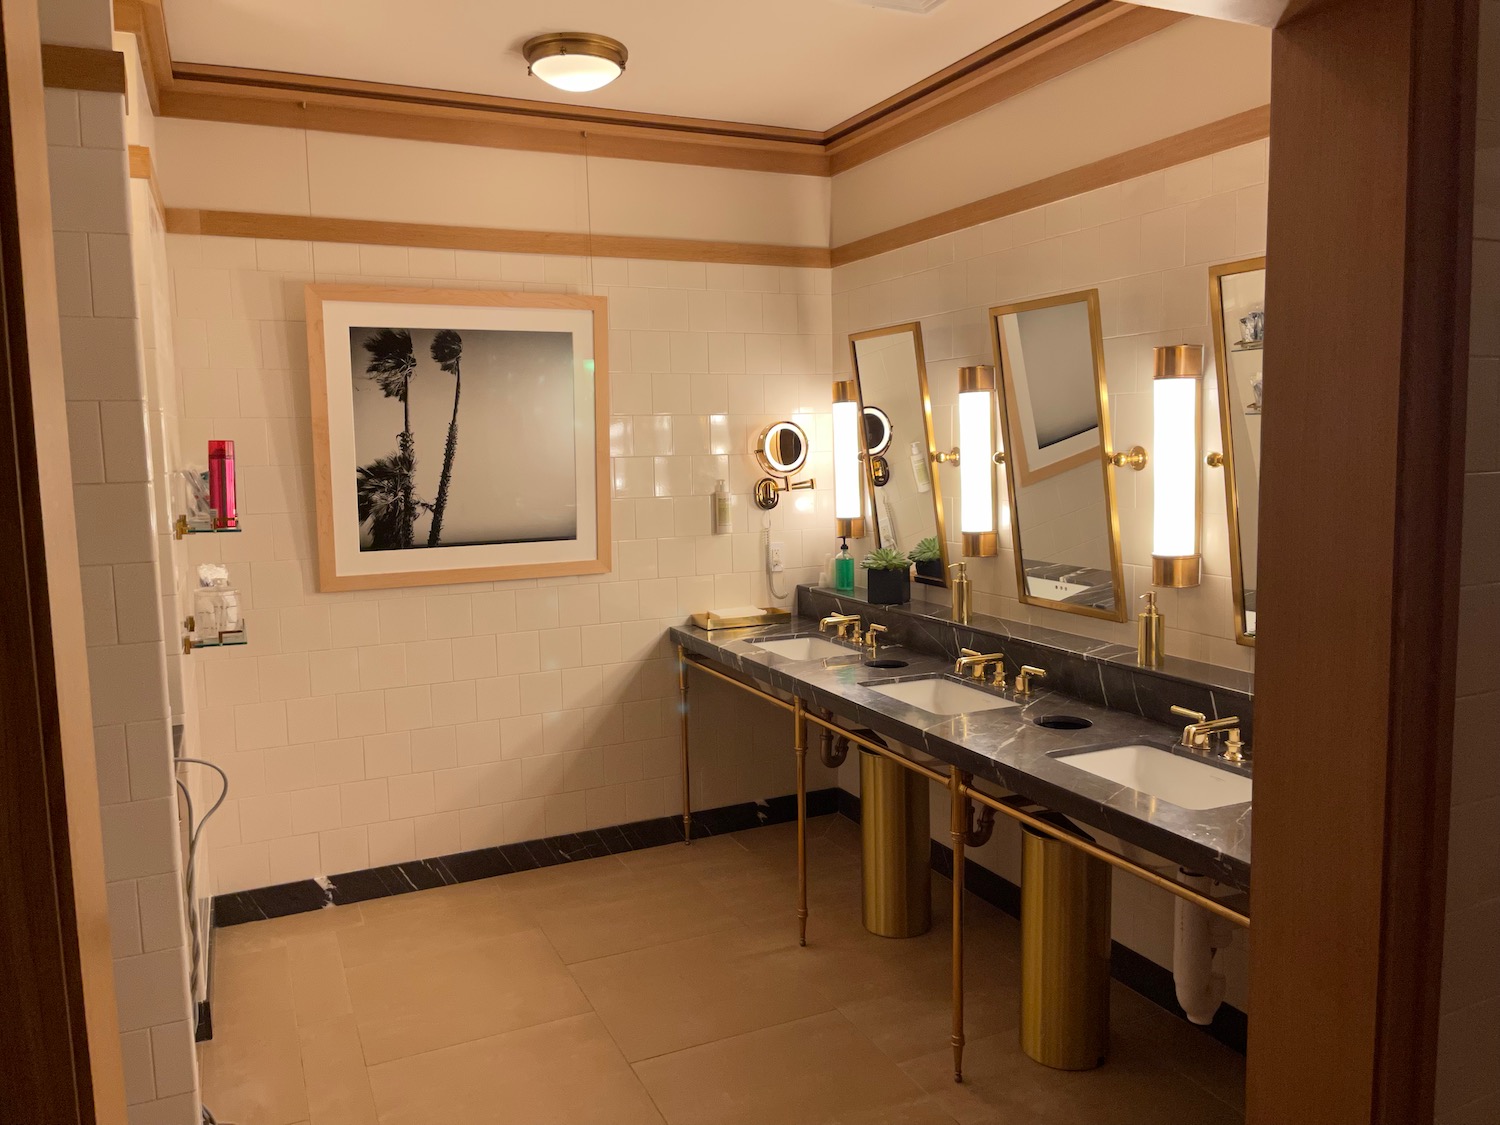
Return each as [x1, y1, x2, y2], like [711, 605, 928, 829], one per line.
[670, 617, 1252, 893]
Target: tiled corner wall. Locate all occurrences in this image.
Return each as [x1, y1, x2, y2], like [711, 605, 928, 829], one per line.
[833, 141, 1268, 674]
[45, 32, 199, 1125]
[167, 239, 835, 894]
[1436, 4, 1500, 1119]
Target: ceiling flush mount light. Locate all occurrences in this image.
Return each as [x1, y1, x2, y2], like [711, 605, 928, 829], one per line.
[832, 381, 866, 539]
[1151, 345, 1205, 588]
[957, 365, 998, 557]
[523, 33, 628, 93]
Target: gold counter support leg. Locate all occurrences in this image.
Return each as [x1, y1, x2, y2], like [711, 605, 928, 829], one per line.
[794, 695, 808, 947]
[677, 644, 691, 845]
[949, 767, 970, 1083]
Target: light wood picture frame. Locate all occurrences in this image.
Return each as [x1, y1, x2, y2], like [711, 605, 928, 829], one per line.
[305, 284, 610, 591]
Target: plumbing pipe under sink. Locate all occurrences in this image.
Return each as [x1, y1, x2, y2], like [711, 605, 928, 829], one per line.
[1173, 869, 1233, 1025]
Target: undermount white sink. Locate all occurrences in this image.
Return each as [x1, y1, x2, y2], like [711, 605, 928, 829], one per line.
[1054, 744, 1251, 810]
[750, 636, 853, 661]
[868, 676, 1019, 717]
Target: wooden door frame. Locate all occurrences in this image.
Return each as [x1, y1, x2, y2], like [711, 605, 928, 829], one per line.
[0, 0, 127, 1120]
[1249, 1, 1477, 1123]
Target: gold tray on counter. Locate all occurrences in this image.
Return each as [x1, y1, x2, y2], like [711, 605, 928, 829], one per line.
[689, 607, 792, 631]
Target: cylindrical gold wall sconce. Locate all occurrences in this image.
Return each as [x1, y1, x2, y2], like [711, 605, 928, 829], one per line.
[1151, 345, 1205, 588]
[832, 380, 865, 539]
[956, 364, 998, 558]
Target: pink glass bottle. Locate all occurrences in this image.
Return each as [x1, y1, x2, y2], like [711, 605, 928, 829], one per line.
[208, 440, 237, 529]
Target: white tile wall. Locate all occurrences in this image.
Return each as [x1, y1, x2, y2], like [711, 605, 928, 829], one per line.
[168, 238, 835, 893]
[1437, 4, 1500, 1119]
[48, 69, 199, 1125]
[832, 142, 1268, 673]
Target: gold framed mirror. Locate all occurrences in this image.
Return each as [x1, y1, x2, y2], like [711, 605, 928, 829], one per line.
[989, 289, 1127, 622]
[1209, 256, 1265, 646]
[849, 322, 950, 587]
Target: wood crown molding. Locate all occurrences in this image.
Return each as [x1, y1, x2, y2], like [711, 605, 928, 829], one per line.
[144, 104, 1261, 271]
[40, 44, 127, 94]
[111, 0, 1189, 178]
[830, 105, 1270, 265]
[163, 208, 832, 269]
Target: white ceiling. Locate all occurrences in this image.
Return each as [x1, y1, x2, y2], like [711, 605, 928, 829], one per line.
[163, 0, 1067, 132]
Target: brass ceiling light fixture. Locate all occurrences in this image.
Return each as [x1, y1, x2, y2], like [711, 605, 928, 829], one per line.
[523, 33, 628, 93]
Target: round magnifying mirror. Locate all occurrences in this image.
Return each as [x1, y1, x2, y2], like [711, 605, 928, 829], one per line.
[862, 406, 892, 457]
[756, 421, 809, 476]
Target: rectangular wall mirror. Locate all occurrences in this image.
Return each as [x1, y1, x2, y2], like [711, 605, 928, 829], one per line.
[1209, 256, 1265, 646]
[990, 289, 1126, 621]
[849, 322, 950, 587]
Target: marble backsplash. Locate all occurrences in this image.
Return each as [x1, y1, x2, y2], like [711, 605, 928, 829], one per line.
[797, 586, 1255, 747]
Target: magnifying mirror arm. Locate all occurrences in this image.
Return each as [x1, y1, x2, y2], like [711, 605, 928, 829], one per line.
[753, 473, 816, 510]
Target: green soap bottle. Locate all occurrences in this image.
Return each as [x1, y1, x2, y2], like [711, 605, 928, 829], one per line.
[833, 538, 855, 592]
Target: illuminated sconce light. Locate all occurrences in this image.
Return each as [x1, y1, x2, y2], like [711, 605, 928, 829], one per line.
[1149, 344, 1205, 588]
[832, 380, 865, 538]
[957, 365, 998, 558]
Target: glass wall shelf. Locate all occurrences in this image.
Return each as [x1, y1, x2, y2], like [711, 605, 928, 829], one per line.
[182, 618, 248, 653]
[174, 514, 242, 540]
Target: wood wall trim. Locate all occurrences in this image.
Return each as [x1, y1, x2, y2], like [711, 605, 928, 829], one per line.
[826, 6, 1188, 174]
[830, 105, 1270, 266]
[126, 143, 164, 221]
[39, 44, 126, 94]
[1245, 0, 1476, 1121]
[164, 208, 833, 269]
[111, 0, 1201, 179]
[111, 0, 168, 114]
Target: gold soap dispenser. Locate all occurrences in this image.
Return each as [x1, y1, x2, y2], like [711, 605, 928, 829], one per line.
[1138, 592, 1165, 668]
[949, 561, 973, 625]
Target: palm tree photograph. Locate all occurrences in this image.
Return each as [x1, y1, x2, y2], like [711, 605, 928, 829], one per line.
[348, 324, 579, 552]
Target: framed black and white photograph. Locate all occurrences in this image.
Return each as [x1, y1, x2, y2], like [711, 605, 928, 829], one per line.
[306, 285, 610, 591]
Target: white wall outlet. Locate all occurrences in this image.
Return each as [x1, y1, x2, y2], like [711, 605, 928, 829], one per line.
[768, 541, 785, 572]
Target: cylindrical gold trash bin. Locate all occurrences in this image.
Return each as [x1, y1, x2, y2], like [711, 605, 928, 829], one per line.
[860, 748, 931, 937]
[1020, 822, 1112, 1069]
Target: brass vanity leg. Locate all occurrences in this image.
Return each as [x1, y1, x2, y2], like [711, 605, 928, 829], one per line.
[949, 767, 970, 1083]
[794, 696, 808, 947]
[677, 645, 691, 845]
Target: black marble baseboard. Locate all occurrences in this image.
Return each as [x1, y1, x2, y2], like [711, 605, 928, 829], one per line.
[212, 789, 842, 928]
[841, 793, 1248, 1056]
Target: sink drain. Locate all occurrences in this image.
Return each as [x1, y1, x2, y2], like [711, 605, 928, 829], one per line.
[1034, 714, 1092, 730]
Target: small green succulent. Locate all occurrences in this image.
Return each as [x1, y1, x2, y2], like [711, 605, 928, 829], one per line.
[861, 547, 912, 572]
[909, 536, 941, 563]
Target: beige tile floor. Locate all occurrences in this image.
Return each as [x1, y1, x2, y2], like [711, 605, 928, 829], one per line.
[200, 814, 1245, 1125]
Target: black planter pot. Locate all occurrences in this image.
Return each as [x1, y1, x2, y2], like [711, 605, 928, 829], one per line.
[866, 567, 911, 606]
[914, 557, 945, 582]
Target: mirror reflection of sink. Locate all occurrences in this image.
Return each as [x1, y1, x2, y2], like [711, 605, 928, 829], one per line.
[750, 636, 854, 661]
[867, 676, 1019, 717]
[1052, 744, 1251, 810]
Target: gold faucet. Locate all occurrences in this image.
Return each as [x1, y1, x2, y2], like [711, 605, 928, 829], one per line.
[1014, 665, 1048, 697]
[954, 648, 1005, 685]
[819, 613, 861, 641]
[1171, 706, 1243, 755]
[863, 623, 888, 659]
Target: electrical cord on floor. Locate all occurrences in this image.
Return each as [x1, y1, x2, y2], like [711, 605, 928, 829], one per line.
[175, 757, 229, 1125]
[763, 523, 789, 602]
[176, 757, 228, 1011]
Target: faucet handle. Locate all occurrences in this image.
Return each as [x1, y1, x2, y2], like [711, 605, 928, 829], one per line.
[1170, 705, 1207, 723]
[1015, 665, 1047, 697]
